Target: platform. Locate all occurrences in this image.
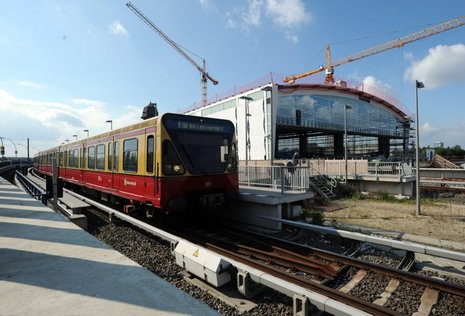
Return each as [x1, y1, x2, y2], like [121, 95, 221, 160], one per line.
[0, 177, 219, 316]
[239, 186, 313, 205]
[220, 186, 314, 230]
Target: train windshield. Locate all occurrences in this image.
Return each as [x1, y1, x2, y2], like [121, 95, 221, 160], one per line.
[163, 114, 236, 174]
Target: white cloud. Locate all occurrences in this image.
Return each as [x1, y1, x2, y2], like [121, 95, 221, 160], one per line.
[242, 0, 263, 29]
[420, 121, 465, 148]
[405, 44, 465, 89]
[359, 75, 393, 98]
[17, 81, 46, 89]
[286, 33, 299, 44]
[265, 0, 311, 28]
[225, 12, 237, 29]
[199, 0, 210, 9]
[225, 0, 311, 43]
[109, 21, 129, 37]
[72, 98, 105, 108]
[0, 89, 141, 155]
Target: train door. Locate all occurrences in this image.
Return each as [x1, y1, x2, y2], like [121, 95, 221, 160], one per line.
[107, 139, 114, 190]
[79, 145, 84, 182]
[145, 130, 155, 198]
[112, 139, 120, 192]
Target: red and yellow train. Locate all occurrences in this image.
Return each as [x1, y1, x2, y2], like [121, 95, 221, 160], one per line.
[34, 113, 238, 216]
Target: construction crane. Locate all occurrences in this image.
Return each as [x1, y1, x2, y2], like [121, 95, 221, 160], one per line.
[126, 2, 218, 107]
[284, 15, 465, 85]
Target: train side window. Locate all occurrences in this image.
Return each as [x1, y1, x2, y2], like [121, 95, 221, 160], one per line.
[114, 141, 119, 171]
[68, 150, 73, 167]
[79, 148, 83, 168]
[96, 144, 105, 170]
[74, 149, 79, 168]
[108, 142, 112, 171]
[88, 146, 95, 169]
[146, 135, 154, 173]
[123, 138, 138, 172]
[83, 147, 87, 169]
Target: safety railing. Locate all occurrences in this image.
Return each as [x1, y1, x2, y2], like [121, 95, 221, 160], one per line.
[239, 165, 312, 193]
[323, 161, 412, 179]
[15, 170, 48, 205]
[238, 160, 414, 192]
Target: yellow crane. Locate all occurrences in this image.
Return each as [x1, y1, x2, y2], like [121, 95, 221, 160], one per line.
[127, 2, 218, 107]
[284, 15, 465, 85]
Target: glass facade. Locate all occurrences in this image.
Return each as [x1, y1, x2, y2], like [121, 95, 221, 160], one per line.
[276, 92, 409, 159]
[188, 83, 410, 162]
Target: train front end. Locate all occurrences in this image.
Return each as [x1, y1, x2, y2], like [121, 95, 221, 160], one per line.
[159, 113, 238, 212]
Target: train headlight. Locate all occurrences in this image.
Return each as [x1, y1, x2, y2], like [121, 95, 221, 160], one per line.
[173, 164, 182, 173]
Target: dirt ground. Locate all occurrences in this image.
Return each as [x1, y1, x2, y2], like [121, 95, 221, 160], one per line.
[322, 196, 465, 244]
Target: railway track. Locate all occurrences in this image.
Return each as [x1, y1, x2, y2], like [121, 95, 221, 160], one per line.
[168, 222, 465, 315]
[22, 170, 465, 315]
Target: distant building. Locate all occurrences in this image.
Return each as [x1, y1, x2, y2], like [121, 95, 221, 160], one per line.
[426, 148, 435, 161]
[185, 73, 412, 161]
[433, 141, 444, 148]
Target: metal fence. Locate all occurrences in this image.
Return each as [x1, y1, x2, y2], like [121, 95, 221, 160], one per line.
[323, 161, 412, 179]
[238, 160, 413, 191]
[238, 165, 312, 192]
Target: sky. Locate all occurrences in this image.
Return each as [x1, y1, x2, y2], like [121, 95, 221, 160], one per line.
[1, 0, 465, 157]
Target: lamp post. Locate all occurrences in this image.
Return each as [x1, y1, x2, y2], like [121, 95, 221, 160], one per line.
[0, 137, 4, 158]
[72, 134, 78, 141]
[261, 86, 273, 162]
[239, 96, 253, 166]
[17, 142, 27, 155]
[65, 139, 69, 144]
[106, 120, 113, 131]
[415, 80, 425, 216]
[83, 129, 89, 138]
[344, 104, 352, 183]
[0, 136, 17, 158]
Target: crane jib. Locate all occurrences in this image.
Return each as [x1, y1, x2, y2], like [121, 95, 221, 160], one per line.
[284, 15, 465, 84]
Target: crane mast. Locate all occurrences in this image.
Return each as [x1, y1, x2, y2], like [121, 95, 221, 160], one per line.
[126, 2, 218, 107]
[284, 15, 465, 84]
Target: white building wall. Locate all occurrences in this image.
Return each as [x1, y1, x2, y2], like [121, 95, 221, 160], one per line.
[247, 99, 266, 161]
[188, 90, 269, 161]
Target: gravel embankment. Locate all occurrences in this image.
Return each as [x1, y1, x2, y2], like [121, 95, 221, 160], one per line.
[84, 209, 297, 316]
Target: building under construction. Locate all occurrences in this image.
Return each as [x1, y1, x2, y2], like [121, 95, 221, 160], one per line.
[183, 15, 465, 163]
[185, 73, 412, 162]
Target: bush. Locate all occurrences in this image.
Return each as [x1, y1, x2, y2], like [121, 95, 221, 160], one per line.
[377, 191, 395, 202]
[301, 209, 325, 225]
[351, 192, 365, 200]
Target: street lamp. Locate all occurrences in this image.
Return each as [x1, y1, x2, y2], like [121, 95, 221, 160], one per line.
[239, 96, 253, 166]
[415, 80, 425, 216]
[261, 86, 273, 162]
[72, 134, 78, 141]
[0, 136, 17, 158]
[65, 139, 69, 143]
[83, 129, 89, 138]
[106, 120, 113, 131]
[344, 104, 352, 183]
[18, 141, 31, 162]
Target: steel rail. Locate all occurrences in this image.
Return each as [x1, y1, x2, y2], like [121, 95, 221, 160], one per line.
[250, 229, 465, 298]
[178, 226, 338, 279]
[180, 231, 400, 316]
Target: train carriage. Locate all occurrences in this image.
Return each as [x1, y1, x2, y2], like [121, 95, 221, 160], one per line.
[34, 113, 238, 216]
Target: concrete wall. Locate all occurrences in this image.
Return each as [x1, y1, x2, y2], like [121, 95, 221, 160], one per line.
[221, 200, 282, 230]
[420, 168, 465, 179]
[351, 179, 414, 197]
